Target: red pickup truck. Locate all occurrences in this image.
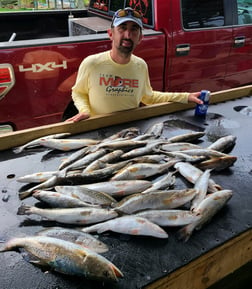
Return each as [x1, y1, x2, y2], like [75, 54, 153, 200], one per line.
[0, 0, 251, 131]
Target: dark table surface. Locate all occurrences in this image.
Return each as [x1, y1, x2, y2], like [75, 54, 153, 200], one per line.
[0, 95, 251, 289]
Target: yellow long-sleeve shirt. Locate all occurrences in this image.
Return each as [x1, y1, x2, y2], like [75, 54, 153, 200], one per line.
[72, 51, 189, 116]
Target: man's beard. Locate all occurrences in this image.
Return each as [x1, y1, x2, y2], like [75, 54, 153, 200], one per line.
[117, 39, 134, 56]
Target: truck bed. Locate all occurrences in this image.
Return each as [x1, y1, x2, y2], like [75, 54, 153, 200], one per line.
[0, 88, 251, 289]
[0, 9, 88, 42]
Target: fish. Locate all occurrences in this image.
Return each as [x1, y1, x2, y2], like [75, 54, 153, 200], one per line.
[0, 236, 123, 281]
[120, 140, 165, 159]
[60, 148, 108, 175]
[135, 209, 201, 227]
[177, 190, 233, 242]
[21, 160, 132, 199]
[144, 121, 164, 138]
[83, 150, 124, 173]
[17, 205, 118, 225]
[62, 160, 132, 183]
[101, 127, 140, 142]
[19, 175, 59, 200]
[129, 154, 166, 164]
[190, 169, 212, 211]
[207, 135, 237, 152]
[58, 146, 90, 170]
[39, 138, 99, 151]
[167, 131, 205, 143]
[97, 139, 148, 150]
[55, 185, 117, 206]
[112, 189, 197, 214]
[161, 142, 202, 152]
[175, 148, 227, 158]
[141, 171, 176, 194]
[196, 155, 237, 171]
[36, 227, 108, 253]
[17, 171, 57, 183]
[32, 190, 100, 208]
[13, 133, 71, 154]
[132, 133, 156, 141]
[80, 180, 152, 197]
[157, 150, 206, 163]
[174, 162, 222, 193]
[111, 159, 179, 181]
[81, 215, 168, 239]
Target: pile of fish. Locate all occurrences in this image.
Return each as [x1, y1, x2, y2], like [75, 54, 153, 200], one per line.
[0, 122, 237, 282]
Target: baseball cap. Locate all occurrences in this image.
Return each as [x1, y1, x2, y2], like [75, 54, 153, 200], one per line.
[112, 7, 143, 28]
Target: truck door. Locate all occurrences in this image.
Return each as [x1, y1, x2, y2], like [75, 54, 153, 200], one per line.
[224, 0, 252, 88]
[167, 0, 233, 92]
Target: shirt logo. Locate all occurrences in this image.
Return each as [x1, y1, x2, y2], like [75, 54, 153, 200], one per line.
[100, 75, 138, 95]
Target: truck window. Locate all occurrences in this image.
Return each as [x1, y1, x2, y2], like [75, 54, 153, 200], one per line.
[237, 0, 252, 24]
[181, 0, 225, 29]
[89, 0, 154, 27]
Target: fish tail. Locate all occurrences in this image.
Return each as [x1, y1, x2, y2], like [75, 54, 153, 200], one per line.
[176, 225, 193, 242]
[19, 190, 33, 200]
[17, 204, 32, 215]
[13, 147, 23, 154]
[0, 238, 20, 252]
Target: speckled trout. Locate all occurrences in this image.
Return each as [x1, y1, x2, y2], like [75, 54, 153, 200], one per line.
[177, 189, 233, 242]
[82, 215, 168, 239]
[135, 209, 201, 227]
[112, 189, 197, 214]
[36, 227, 108, 253]
[174, 162, 222, 193]
[17, 205, 118, 225]
[111, 159, 179, 181]
[0, 236, 123, 281]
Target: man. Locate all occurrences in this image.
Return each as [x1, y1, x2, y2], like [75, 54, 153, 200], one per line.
[67, 7, 203, 122]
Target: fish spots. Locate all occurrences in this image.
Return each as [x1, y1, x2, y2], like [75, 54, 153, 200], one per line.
[129, 167, 139, 173]
[168, 215, 178, 221]
[130, 229, 140, 235]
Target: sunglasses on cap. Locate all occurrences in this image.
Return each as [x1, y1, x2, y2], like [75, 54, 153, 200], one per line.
[112, 7, 143, 28]
[115, 8, 143, 19]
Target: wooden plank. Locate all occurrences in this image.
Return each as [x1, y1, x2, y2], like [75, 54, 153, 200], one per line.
[0, 85, 251, 151]
[144, 229, 252, 289]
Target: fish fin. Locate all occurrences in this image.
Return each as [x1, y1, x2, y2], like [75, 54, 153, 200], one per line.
[110, 263, 124, 279]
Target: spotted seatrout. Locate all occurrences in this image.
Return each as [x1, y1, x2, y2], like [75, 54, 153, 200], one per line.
[82, 215, 168, 238]
[55, 185, 117, 206]
[112, 189, 197, 214]
[13, 133, 71, 154]
[17, 171, 57, 183]
[111, 159, 179, 181]
[174, 162, 222, 193]
[39, 138, 99, 151]
[135, 209, 201, 227]
[0, 236, 123, 281]
[191, 169, 212, 211]
[36, 227, 108, 253]
[177, 189, 233, 242]
[17, 205, 118, 225]
[207, 135, 237, 152]
[32, 190, 101, 208]
[80, 180, 152, 197]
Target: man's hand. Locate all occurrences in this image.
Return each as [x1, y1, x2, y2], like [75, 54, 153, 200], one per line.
[65, 112, 90, 122]
[188, 92, 203, 104]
